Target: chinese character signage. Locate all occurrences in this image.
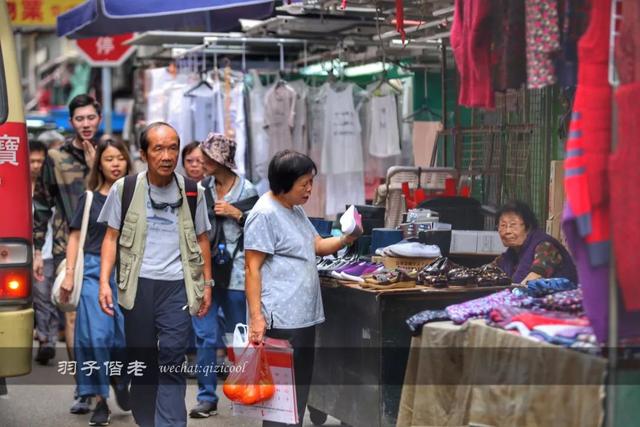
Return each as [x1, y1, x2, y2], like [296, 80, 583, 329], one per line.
[8, 0, 84, 28]
[75, 33, 136, 67]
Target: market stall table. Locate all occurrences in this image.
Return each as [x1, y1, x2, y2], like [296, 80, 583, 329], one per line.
[307, 278, 509, 427]
[397, 320, 606, 427]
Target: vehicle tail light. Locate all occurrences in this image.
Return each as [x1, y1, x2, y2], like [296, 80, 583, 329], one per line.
[0, 267, 31, 299]
[0, 242, 29, 265]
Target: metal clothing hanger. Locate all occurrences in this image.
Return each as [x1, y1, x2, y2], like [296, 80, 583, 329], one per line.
[184, 51, 212, 96]
[403, 70, 441, 122]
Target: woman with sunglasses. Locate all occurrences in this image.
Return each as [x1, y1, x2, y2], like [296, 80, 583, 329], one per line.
[60, 135, 133, 426]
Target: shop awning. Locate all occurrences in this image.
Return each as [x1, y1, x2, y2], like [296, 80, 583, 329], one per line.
[57, 0, 275, 38]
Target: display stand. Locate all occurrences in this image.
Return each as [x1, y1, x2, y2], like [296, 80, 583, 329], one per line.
[397, 320, 606, 427]
[307, 278, 507, 427]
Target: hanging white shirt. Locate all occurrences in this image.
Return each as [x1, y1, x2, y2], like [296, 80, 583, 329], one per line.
[325, 171, 365, 217]
[368, 94, 401, 157]
[288, 80, 309, 155]
[264, 83, 296, 159]
[320, 84, 364, 175]
[145, 67, 175, 123]
[187, 84, 215, 142]
[229, 82, 247, 176]
[248, 71, 270, 192]
[304, 85, 329, 218]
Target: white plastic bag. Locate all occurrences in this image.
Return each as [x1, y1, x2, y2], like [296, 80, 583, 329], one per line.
[233, 323, 249, 349]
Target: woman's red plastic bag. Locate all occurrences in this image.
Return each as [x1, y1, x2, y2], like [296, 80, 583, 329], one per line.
[223, 343, 276, 405]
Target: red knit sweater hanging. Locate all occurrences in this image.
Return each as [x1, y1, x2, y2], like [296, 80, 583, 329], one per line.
[396, 0, 406, 43]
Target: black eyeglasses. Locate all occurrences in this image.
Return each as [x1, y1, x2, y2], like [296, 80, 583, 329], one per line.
[147, 173, 183, 210]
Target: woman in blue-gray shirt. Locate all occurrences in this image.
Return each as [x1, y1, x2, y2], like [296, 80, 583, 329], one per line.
[244, 150, 359, 427]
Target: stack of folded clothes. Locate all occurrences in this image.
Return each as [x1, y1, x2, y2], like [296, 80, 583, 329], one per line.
[445, 289, 523, 324]
[520, 288, 584, 315]
[405, 275, 600, 351]
[375, 242, 441, 258]
[488, 305, 596, 351]
[529, 325, 598, 352]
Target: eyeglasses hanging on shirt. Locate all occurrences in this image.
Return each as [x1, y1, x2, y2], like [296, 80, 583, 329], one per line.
[147, 173, 183, 210]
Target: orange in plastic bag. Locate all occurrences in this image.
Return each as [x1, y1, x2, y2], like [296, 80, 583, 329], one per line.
[223, 343, 275, 405]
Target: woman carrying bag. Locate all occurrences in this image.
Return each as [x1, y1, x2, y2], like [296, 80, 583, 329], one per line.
[188, 133, 258, 419]
[59, 136, 133, 426]
[201, 133, 258, 329]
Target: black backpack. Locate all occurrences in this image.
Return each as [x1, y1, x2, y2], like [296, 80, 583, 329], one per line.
[202, 176, 258, 288]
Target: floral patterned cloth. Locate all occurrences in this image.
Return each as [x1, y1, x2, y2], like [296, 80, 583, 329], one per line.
[406, 310, 450, 334]
[446, 289, 523, 324]
[524, 288, 584, 313]
[525, 0, 561, 88]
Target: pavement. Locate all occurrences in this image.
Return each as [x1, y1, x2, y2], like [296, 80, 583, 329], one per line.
[0, 341, 343, 427]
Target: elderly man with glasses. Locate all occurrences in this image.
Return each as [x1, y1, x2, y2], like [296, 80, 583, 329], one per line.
[97, 122, 213, 427]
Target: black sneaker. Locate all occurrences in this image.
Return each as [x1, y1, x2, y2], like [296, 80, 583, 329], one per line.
[189, 400, 218, 418]
[110, 377, 131, 411]
[34, 345, 55, 365]
[70, 396, 93, 414]
[89, 400, 111, 426]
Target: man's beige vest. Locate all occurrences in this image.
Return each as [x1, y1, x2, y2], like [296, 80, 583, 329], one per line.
[117, 172, 205, 315]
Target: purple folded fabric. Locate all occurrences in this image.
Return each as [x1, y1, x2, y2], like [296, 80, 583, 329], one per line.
[551, 325, 594, 339]
[446, 289, 523, 324]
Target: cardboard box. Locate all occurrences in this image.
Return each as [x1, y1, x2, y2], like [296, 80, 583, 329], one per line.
[477, 231, 506, 255]
[546, 217, 560, 240]
[548, 160, 565, 216]
[546, 215, 568, 248]
[450, 230, 478, 254]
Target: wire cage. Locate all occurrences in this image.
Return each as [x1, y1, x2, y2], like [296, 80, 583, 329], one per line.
[457, 85, 559, 224]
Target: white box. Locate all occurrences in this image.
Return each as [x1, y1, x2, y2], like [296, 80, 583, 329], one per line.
[450, 230, 478, 254]
[477, 231, 506, 255]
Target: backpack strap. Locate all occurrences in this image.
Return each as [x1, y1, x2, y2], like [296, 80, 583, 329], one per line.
[183, 177, 198, 226]
[202, 176, 216, 226]
[117, 174, 138, 281]
[119, 174, 138, 233]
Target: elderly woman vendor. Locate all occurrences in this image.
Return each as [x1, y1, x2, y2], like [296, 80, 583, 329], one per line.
[494, 201, 577, 284]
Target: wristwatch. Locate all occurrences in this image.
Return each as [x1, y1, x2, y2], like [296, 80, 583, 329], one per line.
[238, 211, 247, 226]
[204, 279, 215, 288]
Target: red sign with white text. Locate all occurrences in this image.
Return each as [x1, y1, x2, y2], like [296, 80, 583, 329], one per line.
[0, 121, 31, 240]
[75, 33, 136, 67]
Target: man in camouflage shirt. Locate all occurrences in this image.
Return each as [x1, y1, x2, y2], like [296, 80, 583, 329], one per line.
[32, 94, 100, 415]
